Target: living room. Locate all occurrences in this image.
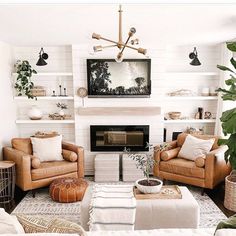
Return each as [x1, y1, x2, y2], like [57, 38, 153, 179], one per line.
[0, 1, 236, 236]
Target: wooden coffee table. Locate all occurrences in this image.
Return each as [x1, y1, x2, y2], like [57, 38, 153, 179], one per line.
[81, 185, 199, 231]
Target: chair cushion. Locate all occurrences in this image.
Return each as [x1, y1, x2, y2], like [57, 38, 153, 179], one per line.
[12, 138, 33, 155]
[160, 158, 205, 179]
[62, 149, 78, 162]
[177, 133, 220, 150]
[178, 134, 214, 161]
[161, 147, 180, 161]
[31, 161, 77, 181]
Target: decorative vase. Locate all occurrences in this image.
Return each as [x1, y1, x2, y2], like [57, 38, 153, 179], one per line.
[135, 178, 163, 194]
[59, 109, 65, 116]
[28, 105, 43, 120]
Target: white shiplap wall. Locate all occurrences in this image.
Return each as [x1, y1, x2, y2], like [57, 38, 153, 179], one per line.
[72, 44, 221, 175]
[13, 44, 221, 175]
[13, 46, 75, 142]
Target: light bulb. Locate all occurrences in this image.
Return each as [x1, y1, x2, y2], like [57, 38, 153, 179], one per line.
[115, 52, 123, 63]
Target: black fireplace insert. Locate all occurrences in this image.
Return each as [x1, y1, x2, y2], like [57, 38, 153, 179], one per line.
[90, 125, 149, 152]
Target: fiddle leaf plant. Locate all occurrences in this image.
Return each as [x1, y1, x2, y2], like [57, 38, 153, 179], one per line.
[216, 42, 236, 170]
[14, 60, 37, 99]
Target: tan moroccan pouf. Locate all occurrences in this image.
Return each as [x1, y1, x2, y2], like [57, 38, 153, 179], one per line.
[49, 177, 88, 203]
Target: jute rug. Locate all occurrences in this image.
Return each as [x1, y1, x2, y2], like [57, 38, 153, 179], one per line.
[11, 181, 227, 228]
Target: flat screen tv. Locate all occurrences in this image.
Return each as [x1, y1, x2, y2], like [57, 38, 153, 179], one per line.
[87, 59, 151, 97]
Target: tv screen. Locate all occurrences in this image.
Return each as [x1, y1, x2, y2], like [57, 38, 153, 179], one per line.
[87, 59, 151, 97]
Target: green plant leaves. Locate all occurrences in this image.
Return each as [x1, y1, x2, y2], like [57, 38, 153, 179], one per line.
[217, 65, 235, 74]
[14, 60, 37, 99]
[227, 42, 236, 52]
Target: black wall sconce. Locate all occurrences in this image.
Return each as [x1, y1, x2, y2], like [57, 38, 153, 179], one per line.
[189, 47, 201, 66]
[36, 47, 48, 66]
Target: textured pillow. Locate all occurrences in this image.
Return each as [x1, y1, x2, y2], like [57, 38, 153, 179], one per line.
[195, 155, 206, 168]
[0, 208, 25, 233]
[16, 214, 85, 235]
[178, 135, 215, 161]
[12, 138, 33, 154]
[62, 149, 78, 162]
[161, 147, 180, 161]
[31, 156, 41, 169]
[30, 135, 63, 162]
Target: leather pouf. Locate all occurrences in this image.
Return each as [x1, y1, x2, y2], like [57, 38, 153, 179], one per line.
[49, 177, 88, 203]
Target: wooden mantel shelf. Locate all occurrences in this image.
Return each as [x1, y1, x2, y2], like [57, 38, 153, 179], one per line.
[78, 107, 161, 116]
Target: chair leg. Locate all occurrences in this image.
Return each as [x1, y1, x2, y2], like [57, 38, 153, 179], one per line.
[32, 190, 36, 198]
[163, 179, 166, 185]
[201, 188, 204, 196]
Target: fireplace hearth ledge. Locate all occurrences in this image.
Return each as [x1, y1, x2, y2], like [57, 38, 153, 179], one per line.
[78, 107, 161, 116]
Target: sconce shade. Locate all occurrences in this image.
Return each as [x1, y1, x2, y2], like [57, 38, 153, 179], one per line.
[190, 57, 201, 66]
[36, 47, 48, 66]
[36, 56, 47, 66]
[189, 47, 201, 66]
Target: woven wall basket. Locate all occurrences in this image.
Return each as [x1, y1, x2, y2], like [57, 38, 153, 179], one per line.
[224, 170, 236, 212]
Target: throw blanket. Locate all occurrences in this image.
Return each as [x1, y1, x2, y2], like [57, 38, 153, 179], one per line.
[215, 214, 236, 235]
[89, 184, 136, 231]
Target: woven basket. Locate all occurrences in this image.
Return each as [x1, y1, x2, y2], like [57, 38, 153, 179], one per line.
[224, 170, 236, 211]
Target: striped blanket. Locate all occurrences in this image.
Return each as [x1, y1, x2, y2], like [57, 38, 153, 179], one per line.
[89, 184, 136, 231]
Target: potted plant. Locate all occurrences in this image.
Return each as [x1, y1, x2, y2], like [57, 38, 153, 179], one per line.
[14, 60, 37, 99]
[56, 103, 68, 116]
[127, 143, 169, 194]
[216, 42, 236, 211]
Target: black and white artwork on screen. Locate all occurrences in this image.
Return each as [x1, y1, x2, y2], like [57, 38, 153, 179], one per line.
[87, 59, 151, 97]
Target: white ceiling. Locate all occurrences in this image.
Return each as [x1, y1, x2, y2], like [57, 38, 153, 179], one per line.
[0, 4, 236, 46]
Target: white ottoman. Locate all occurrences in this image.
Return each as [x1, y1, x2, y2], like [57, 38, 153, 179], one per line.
[81, 186, 199, 231]
[95, 154, 120, 182]
[122, 154, 145, 182]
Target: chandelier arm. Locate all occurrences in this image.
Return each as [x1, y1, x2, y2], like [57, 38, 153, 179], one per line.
[118, 5, 123, 46]
[120, 35, 132, 54]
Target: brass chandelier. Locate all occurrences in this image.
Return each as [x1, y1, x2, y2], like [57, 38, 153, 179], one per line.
[92, 5, 147, 62]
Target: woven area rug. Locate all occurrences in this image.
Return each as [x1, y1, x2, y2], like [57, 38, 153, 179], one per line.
[11, 182, 227, 228]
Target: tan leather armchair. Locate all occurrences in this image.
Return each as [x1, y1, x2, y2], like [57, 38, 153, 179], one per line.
[3, 138, 84, 192]
[154, 133, 231, 191]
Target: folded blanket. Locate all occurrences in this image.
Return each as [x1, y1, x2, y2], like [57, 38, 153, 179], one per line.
[215, 214, 236, 235]
[89, 184, 136, 231]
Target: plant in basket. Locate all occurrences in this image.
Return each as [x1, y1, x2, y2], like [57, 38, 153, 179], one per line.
[126, 143, 170, 194]
[216, 42, 236, 211]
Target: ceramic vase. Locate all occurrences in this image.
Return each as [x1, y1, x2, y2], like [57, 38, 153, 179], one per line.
[28, 105, 43, 120]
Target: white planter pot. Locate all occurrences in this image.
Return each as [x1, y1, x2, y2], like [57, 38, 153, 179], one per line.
[135, 178, 163, 194]
[28, 105, 43, 120]
[59, 109, 65, 116]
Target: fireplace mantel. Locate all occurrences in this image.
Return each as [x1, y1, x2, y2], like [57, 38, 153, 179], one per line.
[78, 107, 161, 116]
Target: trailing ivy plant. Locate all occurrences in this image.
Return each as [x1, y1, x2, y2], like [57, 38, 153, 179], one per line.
[14, 60, 37, 99]
[217, 42, 236, 170]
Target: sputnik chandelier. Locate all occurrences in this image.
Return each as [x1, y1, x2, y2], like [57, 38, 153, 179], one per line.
[92, 5, 147, 62]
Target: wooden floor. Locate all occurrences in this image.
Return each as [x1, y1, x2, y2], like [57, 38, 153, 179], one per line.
[1, 183, 235, 217]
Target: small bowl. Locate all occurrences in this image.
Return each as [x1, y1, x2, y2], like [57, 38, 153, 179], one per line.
[168, 112, 181, 120]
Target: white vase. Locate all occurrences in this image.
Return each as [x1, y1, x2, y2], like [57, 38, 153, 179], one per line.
[28, 105, 43, 120]
[135, 178, 163, 194]
[59, 109, 65, 116]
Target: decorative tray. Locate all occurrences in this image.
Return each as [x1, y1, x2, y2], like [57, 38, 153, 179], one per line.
[133, 185, 182, 200]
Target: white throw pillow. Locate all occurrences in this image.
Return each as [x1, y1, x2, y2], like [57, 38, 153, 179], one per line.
[30, 135, 63, 162]
[0, 208, 25, 233]
[178, 135, 215, 161]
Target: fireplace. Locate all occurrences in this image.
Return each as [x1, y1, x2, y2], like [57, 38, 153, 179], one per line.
[90, 125, 149, 152]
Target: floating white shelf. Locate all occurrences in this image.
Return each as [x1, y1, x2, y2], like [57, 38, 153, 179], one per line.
[14, 96, 74, 100]
[15, 119, 75, 124]
[164, 96, 218, 101]
[165, 72, 218, 76]
[12, 72, 73, 76]
[164, 119, 216, 124]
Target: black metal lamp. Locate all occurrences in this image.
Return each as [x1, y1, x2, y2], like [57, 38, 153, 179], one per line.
[189, 47, 201, 66]
[36, 47, 48, 66]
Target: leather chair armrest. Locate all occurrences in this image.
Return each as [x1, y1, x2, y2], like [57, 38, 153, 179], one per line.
[153, 140, 178, 176]
[3, 147, 32, 191]
[205, 145, 231, 189]
[62, 142, 84, 178]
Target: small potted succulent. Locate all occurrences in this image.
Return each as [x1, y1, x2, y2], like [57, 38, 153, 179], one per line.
[127, 143, 169, 194]
[56, 103, 68, 116]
